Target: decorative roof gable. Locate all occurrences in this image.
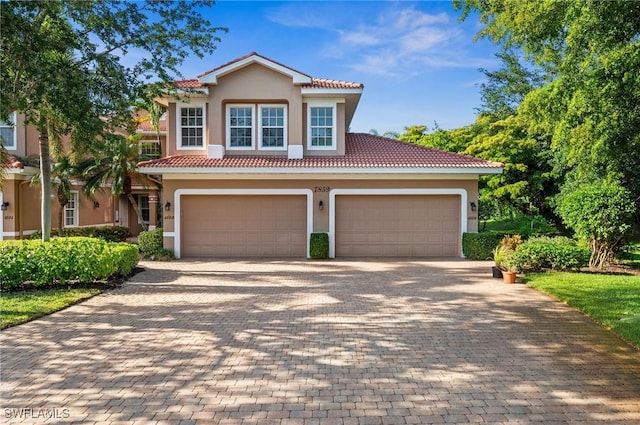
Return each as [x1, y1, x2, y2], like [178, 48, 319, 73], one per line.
[197, 52, 313, 85]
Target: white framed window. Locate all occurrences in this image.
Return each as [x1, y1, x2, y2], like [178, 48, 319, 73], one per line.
[176, 103, 206, 149]
[0, 111, 17, 150]
[64, 191, 79, 227]
[258, 105, 287, 150]
[139, 195, 150, 224]
[227, 105, 254, 150]
[307, 102, 336, 150]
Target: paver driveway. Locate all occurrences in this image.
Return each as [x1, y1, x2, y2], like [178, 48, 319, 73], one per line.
[1, 260, 639, 425]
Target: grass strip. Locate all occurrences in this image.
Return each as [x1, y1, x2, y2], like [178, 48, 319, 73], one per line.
[1, 288, 101, 329]
[525, 272, 640, 348]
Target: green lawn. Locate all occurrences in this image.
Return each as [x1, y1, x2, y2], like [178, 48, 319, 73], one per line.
[524, 272, 640, 348]
[1, 288, 101, 329]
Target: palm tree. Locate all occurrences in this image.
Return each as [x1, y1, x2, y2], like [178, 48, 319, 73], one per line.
[82, 132, 156, 231]
[29, 155, 85, 231]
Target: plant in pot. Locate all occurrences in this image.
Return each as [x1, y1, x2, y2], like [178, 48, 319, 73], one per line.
[492, 245, 508, 278]
[501, 251, 519, 284]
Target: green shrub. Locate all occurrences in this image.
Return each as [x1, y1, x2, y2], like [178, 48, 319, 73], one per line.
[510, 236, 590, 272]
[556, 181, 635, 268]
[462, 233, 504, 260]
[30, 226, 130, 242]
[310, 233, 329, 259]
[0, 237, 139, 290]
[138, 228, 173, 260]
[138, 228, 164, 255]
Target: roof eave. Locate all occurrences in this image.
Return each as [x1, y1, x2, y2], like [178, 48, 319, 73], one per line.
[138, 166, 504, 175]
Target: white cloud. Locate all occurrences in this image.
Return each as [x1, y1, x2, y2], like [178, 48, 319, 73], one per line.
[270, 3, 496, 78]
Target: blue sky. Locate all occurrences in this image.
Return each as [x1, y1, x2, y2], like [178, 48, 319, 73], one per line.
[176, 1, 500, 134]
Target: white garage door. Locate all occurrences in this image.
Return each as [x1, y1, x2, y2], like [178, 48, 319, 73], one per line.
[181, 195, 307, 257]
[335, 195, 460, 257]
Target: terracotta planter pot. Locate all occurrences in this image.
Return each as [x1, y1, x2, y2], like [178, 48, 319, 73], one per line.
[502, 271, 517, 284]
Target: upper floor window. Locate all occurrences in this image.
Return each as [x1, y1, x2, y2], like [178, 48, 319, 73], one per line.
[226, 104, 288, 151]
[0, 111, 17, 150]
[176, 104, 206, 149]
[259, 105, 287, 150]
[228, 106, 254, 149]
[307, 102, 336, 150]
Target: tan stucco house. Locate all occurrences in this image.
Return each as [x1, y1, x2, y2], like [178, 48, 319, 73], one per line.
[0, 114, 158, 239]
[138, 52, 503, 259]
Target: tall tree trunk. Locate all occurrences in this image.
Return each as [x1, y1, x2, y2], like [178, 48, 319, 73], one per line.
[127, 193, 148, 232]
[39, 130, 52, 241]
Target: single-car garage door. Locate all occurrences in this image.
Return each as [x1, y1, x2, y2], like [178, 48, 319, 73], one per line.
[335, 195, 460, 257]
[181, 195, 307, 257]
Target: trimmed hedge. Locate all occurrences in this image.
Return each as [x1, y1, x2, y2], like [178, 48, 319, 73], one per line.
[510, 236, 590, 272]
[462, 233, 504, 260]
[138, 228, 174, 260]
[30, 226, 130, 242]
[310, 233, 329, 259]
[0, 237, 139, 289]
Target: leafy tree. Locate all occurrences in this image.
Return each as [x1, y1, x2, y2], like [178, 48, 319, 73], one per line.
[456, 0, 640, 230]
[464, 114, 556, 218]
[82, 133, 156, 232]
[478, 48, 546, 119]
[555, 181, 635, 269]
[1, 0, 226, 240]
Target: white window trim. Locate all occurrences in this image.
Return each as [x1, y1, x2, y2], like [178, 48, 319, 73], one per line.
[1, 111, 17, 150]
[139, 195, 150, 225]
[64, 191, 79, 228]
[258, 104, 288, 151]
[226, 104, 255, 151]
[307, 101, 337, 151]
[176, 102, 207, 150]
[328, 188, 468, 259]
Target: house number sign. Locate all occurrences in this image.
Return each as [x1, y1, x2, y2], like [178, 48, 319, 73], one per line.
[314, 186, 330, 192]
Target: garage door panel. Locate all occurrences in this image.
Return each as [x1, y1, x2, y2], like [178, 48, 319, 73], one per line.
[182, 195, 306, 258]
[336, 195, 460, 257]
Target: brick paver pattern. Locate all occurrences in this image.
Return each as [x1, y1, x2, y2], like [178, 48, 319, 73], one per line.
[1, 260, 639, 424]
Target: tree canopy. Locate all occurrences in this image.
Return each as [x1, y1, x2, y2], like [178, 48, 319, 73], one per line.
[1, 0, 226, 239]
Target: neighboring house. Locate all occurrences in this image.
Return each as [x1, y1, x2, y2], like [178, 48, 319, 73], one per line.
[0, 113, 158, 240]
[138, 52, 503, 258]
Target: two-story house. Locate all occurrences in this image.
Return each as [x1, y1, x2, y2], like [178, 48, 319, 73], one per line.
[0, 113, 159, 240]
[138, 52, 503, 258]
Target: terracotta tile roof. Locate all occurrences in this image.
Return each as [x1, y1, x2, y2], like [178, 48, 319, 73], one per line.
[175, 79, 205, 89]
[135, 111, 167, 133]
[6, 154, 24, 169]
[138, 133, 503, 170]
[192, 52, 362, 89]
[306, 78, 364, 89]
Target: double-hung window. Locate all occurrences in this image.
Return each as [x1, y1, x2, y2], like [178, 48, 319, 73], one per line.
[308, 103, 336, 150]
[0, 111, 17, 150]
[259, 105, 287, 150]
[64, 191, 79, 227]
[177, 104, 205, 149]
[228, 106, 254, 149]
[227, 104, 288, 150]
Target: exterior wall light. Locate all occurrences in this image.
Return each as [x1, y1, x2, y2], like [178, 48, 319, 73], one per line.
[93, 201, 100, 209]
[164, 201, 171, 211]
[470, 201, 477, 212]
[1, 201, 9, 211]
[318, 200, 324, 210]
